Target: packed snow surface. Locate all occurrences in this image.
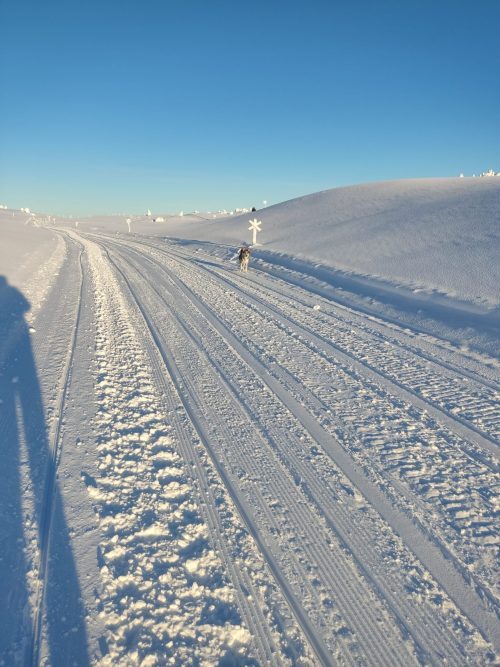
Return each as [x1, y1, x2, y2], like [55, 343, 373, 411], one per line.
[0, 178, 499, 665]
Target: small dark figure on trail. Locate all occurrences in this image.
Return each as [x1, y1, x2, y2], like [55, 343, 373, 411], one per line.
[251, 207, 257, 212]
[238, 246, 251, 272]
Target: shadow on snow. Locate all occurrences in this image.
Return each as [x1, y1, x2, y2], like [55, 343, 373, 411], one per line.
[0, 276, 89, 666]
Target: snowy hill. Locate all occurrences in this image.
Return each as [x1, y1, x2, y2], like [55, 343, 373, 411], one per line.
[71, 177, 500, 310]
[167, 177, 500, 309]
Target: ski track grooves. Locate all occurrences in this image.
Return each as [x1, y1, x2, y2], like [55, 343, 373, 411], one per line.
[128, 243, 499, 639]
[109, 239, 499, 528]
[178, 247, 500, 587]
[98, 245, 332, 666]
[87, 244, 313, 664]
[196, 256, 500, 466]
[84, 232, 497, 664]
[149, 243, 499, 529]
[88, 234, 498, 659]
[96, 243, 405, 665]
[146, 237, 500, 451]
[28, 233, 85, 667]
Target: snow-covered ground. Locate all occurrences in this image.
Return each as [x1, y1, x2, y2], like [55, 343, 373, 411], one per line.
[0, 178, 499, 665]
[73, 177, 500, 308]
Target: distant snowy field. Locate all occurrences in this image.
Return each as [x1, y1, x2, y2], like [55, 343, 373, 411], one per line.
[71, 177, 500, 310]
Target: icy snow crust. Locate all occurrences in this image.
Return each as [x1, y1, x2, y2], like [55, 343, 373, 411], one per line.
[1, 180, 499, 665]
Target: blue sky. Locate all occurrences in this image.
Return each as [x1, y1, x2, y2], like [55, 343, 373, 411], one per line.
[1, 0, 499, 215]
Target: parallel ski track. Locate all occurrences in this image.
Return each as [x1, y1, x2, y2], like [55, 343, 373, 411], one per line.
[104, 238, 500, 586]
[97, 241, 418, 666]
[136, 242, 499, 493]
[231, 273, 499, 438]
[28, 234, 85, 667]
[224, 272, 500, 448]
[150, 238, 500, 449]
[244, 247, 500, 379]
[147, 243, 499, 589]
[95, 235, 499, 663]
[186, 250, 500, 460]
[164, 247, 500, 587]
[116, 235, 499, 389]
[119, 238, 498, 639]
[94, 246, 313, 666]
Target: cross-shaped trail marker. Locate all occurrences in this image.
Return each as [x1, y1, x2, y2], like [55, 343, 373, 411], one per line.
[249, 218, 262, 245]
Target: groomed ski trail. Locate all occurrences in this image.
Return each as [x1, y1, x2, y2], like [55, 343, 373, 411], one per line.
[75, 231, 498, 666]
[77, 235, 315, 666]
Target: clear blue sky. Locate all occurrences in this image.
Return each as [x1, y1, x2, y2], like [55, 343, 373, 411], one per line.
[1, 0, 499, 216]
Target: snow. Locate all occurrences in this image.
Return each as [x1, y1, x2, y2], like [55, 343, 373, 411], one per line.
[0, 179, 499, 665]
[72, 177, 500, 309]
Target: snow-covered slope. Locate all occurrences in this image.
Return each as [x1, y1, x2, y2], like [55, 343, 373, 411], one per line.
[71, 177, 500, 309]
[0, 209, 66, 320]
[170, 178, 500, 309]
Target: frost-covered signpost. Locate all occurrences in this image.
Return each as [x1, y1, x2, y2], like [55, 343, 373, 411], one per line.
[248, 218, 262, 246]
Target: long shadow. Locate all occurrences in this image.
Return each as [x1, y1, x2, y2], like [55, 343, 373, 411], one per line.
[0, 276, 89, 666]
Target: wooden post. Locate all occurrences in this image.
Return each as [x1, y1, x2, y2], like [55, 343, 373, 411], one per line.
[248, 218, 262, 245]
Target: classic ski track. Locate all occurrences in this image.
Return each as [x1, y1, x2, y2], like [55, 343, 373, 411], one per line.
[116, 234, 499, 391]
[98, 243, 418, 665]
[90, 256, 276, 664]
[105, 238, 500, 590]
[28, 233, 86, 667]
[191, 254, 499, 460]
[94, 239, 496, 658]
[222, 262, 500, 420]
[150, 247, 499, 592]
[94, 245, 314, 666]
[248, 255, 499, 384]
[119, 238, 499, 645]
[239, 247, 500, 374]
[165, 251, 500, 587]
[159, 240, 500, 448]
[140, 247, 500, 626]
[134, 242, 499, 526]
[98, 234, 499, 447]
[97, 249, 338, 665]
